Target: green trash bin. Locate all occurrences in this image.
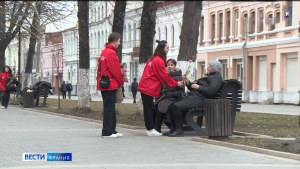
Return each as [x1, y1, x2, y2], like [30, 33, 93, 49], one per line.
[23, 90, 34, 108]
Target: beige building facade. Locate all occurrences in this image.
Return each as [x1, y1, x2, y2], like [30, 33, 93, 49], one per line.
[196, 1, 300, 104]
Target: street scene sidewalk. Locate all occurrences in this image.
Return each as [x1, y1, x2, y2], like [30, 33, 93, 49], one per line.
[48, 94, 300, 116]
[1, 107, 300, 169]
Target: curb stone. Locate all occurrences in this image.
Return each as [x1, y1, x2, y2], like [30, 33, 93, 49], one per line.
[192, 137, 300, 161]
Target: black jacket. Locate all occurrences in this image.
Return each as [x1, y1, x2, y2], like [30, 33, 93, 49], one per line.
[173, 72, 223, 111]
[187, 72, 222, 99]
[131, 81, 138, 93]
[157, 69, 185, 113]
[61, 83, 67, 92]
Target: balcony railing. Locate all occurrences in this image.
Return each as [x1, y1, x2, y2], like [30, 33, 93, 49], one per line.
[122, 40, 140, 49]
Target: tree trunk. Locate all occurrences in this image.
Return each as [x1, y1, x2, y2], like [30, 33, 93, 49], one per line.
[131, 1, 157, 118]
[77, 1, 91, 112]
[177, 1, 202, 82]
[177, 1, 202, 61]
[139, 1, 158, 64]
[0, 1, 6, 69]
[23, 2, 42, 88]
[112, 1, 126, 63]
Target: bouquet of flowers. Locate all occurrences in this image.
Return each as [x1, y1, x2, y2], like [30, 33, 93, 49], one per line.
[184, 59, 192, 76]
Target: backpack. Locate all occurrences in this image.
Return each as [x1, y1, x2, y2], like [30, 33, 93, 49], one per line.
[67, 84, 72, 91]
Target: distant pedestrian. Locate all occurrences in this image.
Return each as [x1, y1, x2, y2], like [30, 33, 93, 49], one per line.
[0, 66, 18, 109]
[61, 81, 67, 99]
[66, 82, 73, 99]
[131, 78, 138, 103]
[97, 32, 124, 138]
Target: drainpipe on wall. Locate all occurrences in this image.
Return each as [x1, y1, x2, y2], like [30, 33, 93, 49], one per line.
[241, 18, 248, 90]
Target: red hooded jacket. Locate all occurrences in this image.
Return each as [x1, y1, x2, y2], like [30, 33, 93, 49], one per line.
[97, 45, 124, 91]
[137, 56, 178, 98]
[0, 72, 11, 91]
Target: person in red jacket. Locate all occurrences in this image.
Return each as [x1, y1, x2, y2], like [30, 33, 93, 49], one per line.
[97, 32, 124, 138]
[137, 40, 183, 136]
[0, 66, 13, 109]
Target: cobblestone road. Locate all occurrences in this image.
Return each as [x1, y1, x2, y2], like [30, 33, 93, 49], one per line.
[0, 106, 300, 169]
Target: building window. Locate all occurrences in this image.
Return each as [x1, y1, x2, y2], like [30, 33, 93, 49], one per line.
[212, 14, 215, 44]
[98, 7, 100, 21]
[171, 24, 174, 47]
[288, 1, 293, 26]
[133, 23, 136, 41]
[219, 13, 223, 43]
[236, 59, 243, 83]
[165, 26, 167, 41]
[276, 12, 280, 23]
[158, 27, 161, 40]
[251, 12, 255, 33]
[260, 10, 264, 32]
[269, 14, 275, 31]
[226, 11, 230, 42]
[91, 9, 93, 22]
[200, 63, 206, 77]
[200, 17, 204, 44]
[98, 32, 100, 49]
[235, 10, 239, 38]
[243, 14, 248, 38]
[101, 5, 104, 19]
[123, 25, 126, 42]
[128, 23, 131, 42]
[221, 60, 228, 79]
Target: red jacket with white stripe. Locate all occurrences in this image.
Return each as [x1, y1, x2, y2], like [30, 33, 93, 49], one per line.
[97, 45, 124, 91]
[137, 56, 178, 98]
[0, 72, 11, 91]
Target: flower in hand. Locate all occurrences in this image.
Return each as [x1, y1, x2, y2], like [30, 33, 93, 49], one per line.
[123, 72, 127, 76]
[182, 74, 189, 83]
[191, 84, 200, 89]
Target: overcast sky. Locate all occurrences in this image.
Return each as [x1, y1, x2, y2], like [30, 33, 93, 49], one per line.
[45, 1, 78, 33]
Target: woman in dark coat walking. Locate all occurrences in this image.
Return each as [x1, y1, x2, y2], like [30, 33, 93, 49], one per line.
[153, 59, 184, 133]
[165, 61, 223, 137]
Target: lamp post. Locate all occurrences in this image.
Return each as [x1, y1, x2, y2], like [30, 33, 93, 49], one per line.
[16, 11, 22, 98]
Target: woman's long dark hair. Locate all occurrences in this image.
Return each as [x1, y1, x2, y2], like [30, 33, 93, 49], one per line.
[150, 40, 168, 67]
[1, 66, 13, 77]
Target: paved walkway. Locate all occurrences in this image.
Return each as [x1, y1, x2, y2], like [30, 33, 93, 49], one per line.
[48, 94, 300, 116]
[1, 107, 300, 169]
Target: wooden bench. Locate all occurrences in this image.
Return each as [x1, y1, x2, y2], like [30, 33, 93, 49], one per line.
[163, 79, 242, 136]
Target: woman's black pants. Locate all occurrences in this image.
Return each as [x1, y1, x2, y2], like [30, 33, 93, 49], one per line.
[141, 93, 157, 130]
[101, 90, 117, 136]
[1, 90, 10, 108]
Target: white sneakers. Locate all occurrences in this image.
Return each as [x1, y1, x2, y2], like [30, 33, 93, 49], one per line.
[102, 132, 123, 138]
[146, 129, 162, 136]
[1, 106, 4, 109]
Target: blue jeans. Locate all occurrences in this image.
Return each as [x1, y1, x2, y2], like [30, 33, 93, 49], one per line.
[68, 91, 71, 99]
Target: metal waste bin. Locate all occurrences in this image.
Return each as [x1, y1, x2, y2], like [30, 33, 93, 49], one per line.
[23, 90, 34, 108]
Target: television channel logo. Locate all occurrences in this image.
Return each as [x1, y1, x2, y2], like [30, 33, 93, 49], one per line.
[23, 153, 72, 161]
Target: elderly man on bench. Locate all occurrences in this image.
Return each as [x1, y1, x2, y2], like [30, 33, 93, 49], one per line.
[164, 61, 223, 137]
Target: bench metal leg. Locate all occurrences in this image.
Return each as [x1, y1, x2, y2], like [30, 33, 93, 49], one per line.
[188, 111, 206, 136]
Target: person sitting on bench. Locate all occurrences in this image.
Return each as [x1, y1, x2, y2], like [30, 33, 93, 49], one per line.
[164, 61, 223, 137]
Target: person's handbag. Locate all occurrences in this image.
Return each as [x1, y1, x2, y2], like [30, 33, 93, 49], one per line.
[116, 86, 123, 103]
[6, 77, 16, 92]
[99, 75, 111, 89]
[98, 60, 112, 89]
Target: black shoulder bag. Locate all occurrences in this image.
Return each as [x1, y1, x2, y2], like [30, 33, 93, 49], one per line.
[99, 59, 112, 89]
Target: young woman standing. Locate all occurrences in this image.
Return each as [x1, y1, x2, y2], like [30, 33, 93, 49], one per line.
[137, 40, 184, 136]
[97, 32, 124, 138]
[0, 66, 15, 109]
